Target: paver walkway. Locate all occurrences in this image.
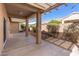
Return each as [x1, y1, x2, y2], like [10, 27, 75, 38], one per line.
[45, 37, 74, 51]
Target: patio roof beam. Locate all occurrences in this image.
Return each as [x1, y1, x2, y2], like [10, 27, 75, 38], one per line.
[44, 3, 63, 12]
[24, 12, 35, 19]
[45, 3, 52, 7]
[26, 3, 63, 20]
[33, 3, 46, 10]
[8, 13, 26, 19]
[27, 3, 46, 11]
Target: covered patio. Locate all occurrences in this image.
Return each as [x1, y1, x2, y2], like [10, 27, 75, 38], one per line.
[5, 3, 62, 44]
[0, 3, 73, 56]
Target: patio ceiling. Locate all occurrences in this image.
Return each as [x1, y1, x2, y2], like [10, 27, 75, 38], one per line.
[5, 3, 63, 19]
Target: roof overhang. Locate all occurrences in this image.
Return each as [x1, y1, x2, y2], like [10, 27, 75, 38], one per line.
[5, 3, 63, 19]
[64, 19, 79, 23]
[26, 3, 63, 19]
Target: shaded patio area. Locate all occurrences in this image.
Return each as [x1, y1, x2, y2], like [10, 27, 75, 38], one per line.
[2, 32, 70, 56]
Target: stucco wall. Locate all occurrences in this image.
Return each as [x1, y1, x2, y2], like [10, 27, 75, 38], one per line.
[41, 24, 48, 32]
[0, 4, 10, 54]
[10, 22, 19, 33]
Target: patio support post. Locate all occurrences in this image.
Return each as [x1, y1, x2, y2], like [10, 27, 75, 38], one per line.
[25, 19, 29, 36]
[36, 11, 41, 44]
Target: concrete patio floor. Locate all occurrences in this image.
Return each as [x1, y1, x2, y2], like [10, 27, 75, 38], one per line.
[2, 32, 70, 56]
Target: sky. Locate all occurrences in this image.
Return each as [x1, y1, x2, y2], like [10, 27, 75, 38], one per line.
[29, 3, 79, 24]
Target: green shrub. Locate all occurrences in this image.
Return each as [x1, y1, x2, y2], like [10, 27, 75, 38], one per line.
[48, 20, 61, 26]
[32, 26, 36, 32]
[21, 24, 26, 31]
[47, 20, 61, 38]
[63, 23, 79, 43]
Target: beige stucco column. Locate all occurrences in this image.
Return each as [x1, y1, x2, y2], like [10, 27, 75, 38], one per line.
[25, 19, 29, 36]
[36, 11, 41, 44]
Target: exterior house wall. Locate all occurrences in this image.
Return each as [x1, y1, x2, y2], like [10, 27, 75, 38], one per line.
[62, 13, 79, 32]
[0, 4, 10, 55]
[10, 22, 19, 33]
[10, 18, 26, 33]
[41, 24, 48, 32]
[58, 12, 79, 38]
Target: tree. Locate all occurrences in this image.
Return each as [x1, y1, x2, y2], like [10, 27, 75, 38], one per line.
[47, 20, 61, 38]
[48, 20, 61, 26]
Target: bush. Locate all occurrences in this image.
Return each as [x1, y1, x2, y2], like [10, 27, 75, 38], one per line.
[32, 26, 36, 32]
[63, 23, 79, 44]
[48, 20, 61, 26]
[47, 20, 61, 38]
[47, 25, 59, 33]
[21, 24, 26, 31]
